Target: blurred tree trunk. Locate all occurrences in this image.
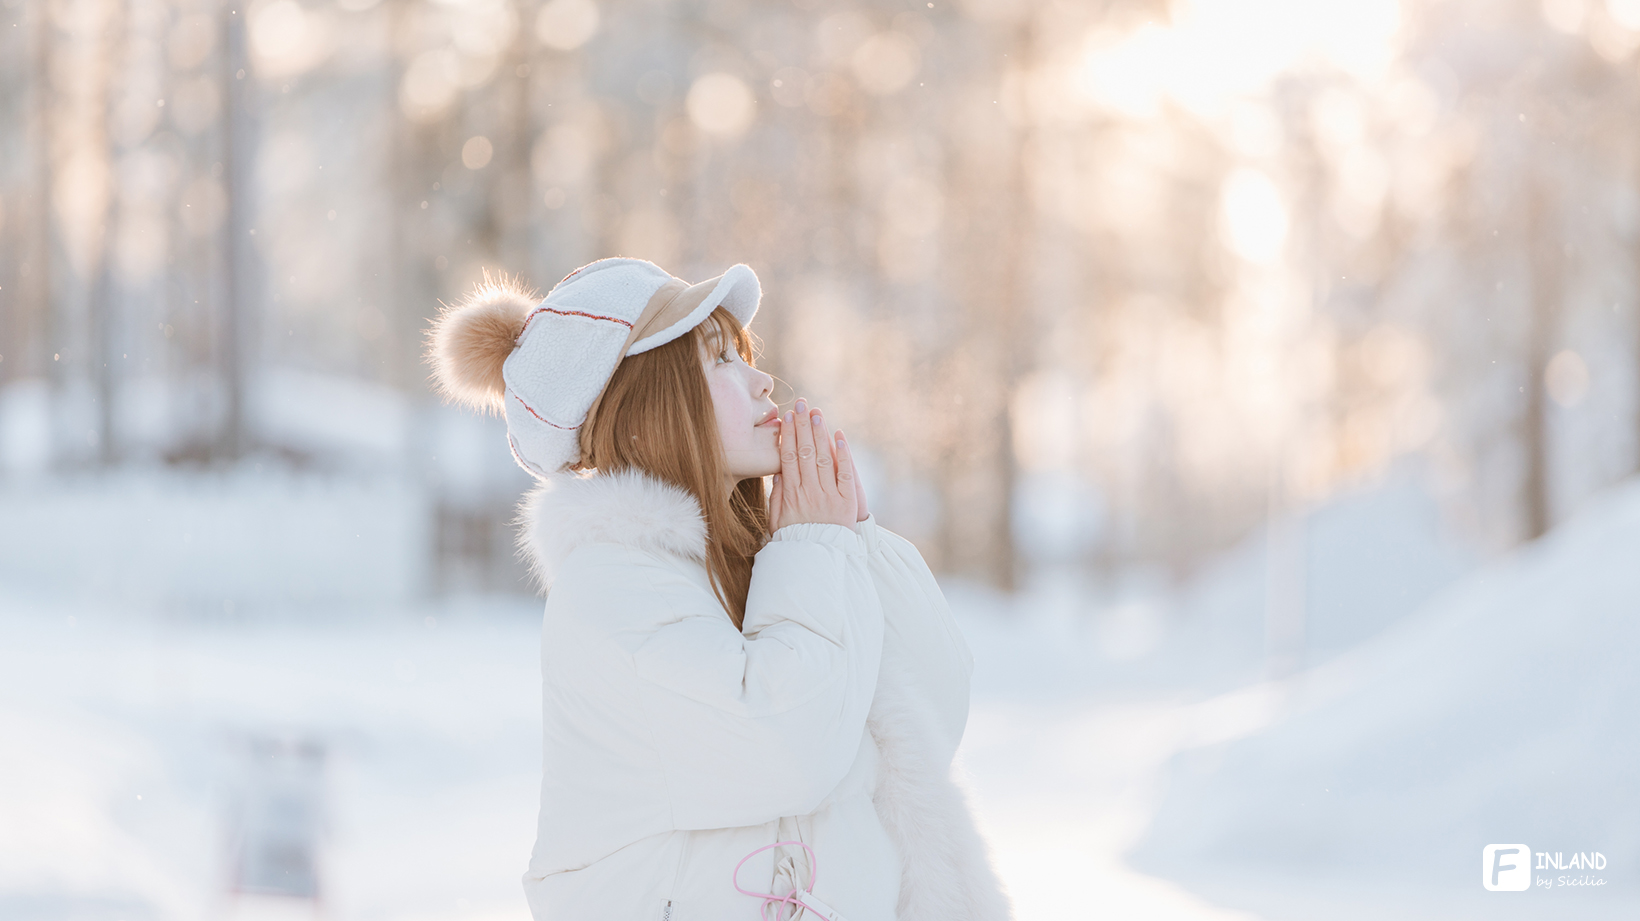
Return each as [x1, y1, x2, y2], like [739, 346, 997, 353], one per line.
[88, 0, 125, 466]
[1515, 161, 1554, 540]
[26, 0, 55, 388]
[40, 0, 65, 464]
[218, 1, 253, 461]
[389, 0, 457, 594]
[986, 17, 1034, 592]
[469, 0, 532, 278]
[936, 15, 1029, 591]
[387, 0, 441, 394]
[502, 0, 535, 276]
[1522, 168, 1556, 541]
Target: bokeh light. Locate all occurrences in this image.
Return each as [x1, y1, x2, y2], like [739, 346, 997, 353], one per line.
[535, 0, 598, 52]
[686, 72, 756, 138]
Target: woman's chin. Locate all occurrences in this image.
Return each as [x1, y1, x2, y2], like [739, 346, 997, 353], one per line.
[731, 460, 781, 483]
[728, 440, 781, 482]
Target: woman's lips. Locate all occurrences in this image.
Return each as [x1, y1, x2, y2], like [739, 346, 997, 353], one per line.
[755, 409, 779, 427]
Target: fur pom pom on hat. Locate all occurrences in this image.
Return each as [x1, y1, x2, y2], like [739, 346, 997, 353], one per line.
[424, 273, 538, 414]
[425, 257, 761, 477]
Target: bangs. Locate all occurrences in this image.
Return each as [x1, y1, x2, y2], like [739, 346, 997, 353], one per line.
[694, 306, 758, 365]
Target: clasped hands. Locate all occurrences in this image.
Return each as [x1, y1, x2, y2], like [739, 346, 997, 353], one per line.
[767, 398, 869, 534]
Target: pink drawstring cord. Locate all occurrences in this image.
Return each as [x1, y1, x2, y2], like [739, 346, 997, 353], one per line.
[732, 840, 819, 921]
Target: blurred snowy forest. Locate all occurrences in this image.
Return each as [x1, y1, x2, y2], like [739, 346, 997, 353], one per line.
[5, 0, 1640, 918]
[3, 0, 1640, 597]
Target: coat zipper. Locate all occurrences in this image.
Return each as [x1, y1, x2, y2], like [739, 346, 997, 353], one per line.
[660, 831, 691, 920]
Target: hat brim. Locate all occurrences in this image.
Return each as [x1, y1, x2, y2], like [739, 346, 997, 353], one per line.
[626, 264, 760, 356]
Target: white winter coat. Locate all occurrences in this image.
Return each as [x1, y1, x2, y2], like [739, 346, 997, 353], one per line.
[517, 468, 1011, 921]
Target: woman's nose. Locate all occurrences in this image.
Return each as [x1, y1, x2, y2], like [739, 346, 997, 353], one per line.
[753, 368, 774, 399]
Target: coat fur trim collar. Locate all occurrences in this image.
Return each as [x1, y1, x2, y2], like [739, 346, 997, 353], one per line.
[872, 664, 1014, 921]
[517, 468, 707, 591]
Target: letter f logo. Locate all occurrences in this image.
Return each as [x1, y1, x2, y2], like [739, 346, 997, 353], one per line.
[1483, 844, 1531, 891]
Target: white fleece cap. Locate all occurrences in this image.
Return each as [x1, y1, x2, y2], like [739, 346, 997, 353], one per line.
[501, 257, 761, 477]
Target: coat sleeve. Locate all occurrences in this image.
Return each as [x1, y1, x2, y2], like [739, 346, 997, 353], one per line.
[623, 521, 884, 831]
[857, 515, 974, 765]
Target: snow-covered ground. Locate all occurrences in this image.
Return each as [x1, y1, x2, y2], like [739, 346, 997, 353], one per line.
[0, 593, 542, 921]
[4, 581, 1254, 921]
[4, 469, 1629, 920]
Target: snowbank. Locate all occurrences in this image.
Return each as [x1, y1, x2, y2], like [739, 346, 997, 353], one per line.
[1127, 477, 1640, 919]
[0, 469, 432, 609]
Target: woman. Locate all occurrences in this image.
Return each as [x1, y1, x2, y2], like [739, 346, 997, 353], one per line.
[427, 257, 1011, 921]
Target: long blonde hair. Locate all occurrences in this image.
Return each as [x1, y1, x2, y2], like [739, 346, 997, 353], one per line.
[577, 307, 768, 627]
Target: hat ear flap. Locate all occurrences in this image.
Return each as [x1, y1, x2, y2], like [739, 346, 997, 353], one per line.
[425, 275, 537, 413]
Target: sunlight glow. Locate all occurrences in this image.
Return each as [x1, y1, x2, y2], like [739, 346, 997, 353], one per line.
[1219, 168, 1288, 264]
[251, 0, 332, 79]
[1074, 0, 1402, 118]
[1607, 0, 1640, 31]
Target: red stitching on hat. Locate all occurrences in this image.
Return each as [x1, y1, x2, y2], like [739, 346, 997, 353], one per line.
[510, 390, 579, 431]
[517, 305, 634, 340]
[507, 431, 547, 476]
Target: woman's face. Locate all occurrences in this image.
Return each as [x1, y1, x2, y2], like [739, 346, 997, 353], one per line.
[700, 324, 779, 481]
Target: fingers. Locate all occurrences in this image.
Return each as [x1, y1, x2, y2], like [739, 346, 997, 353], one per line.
[770, 398, 856, 530]
[833, 427, 856, 510]
[793, 398, 818, 495]
[778, 411, 800, 498]
[810, 408, 840, 500]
